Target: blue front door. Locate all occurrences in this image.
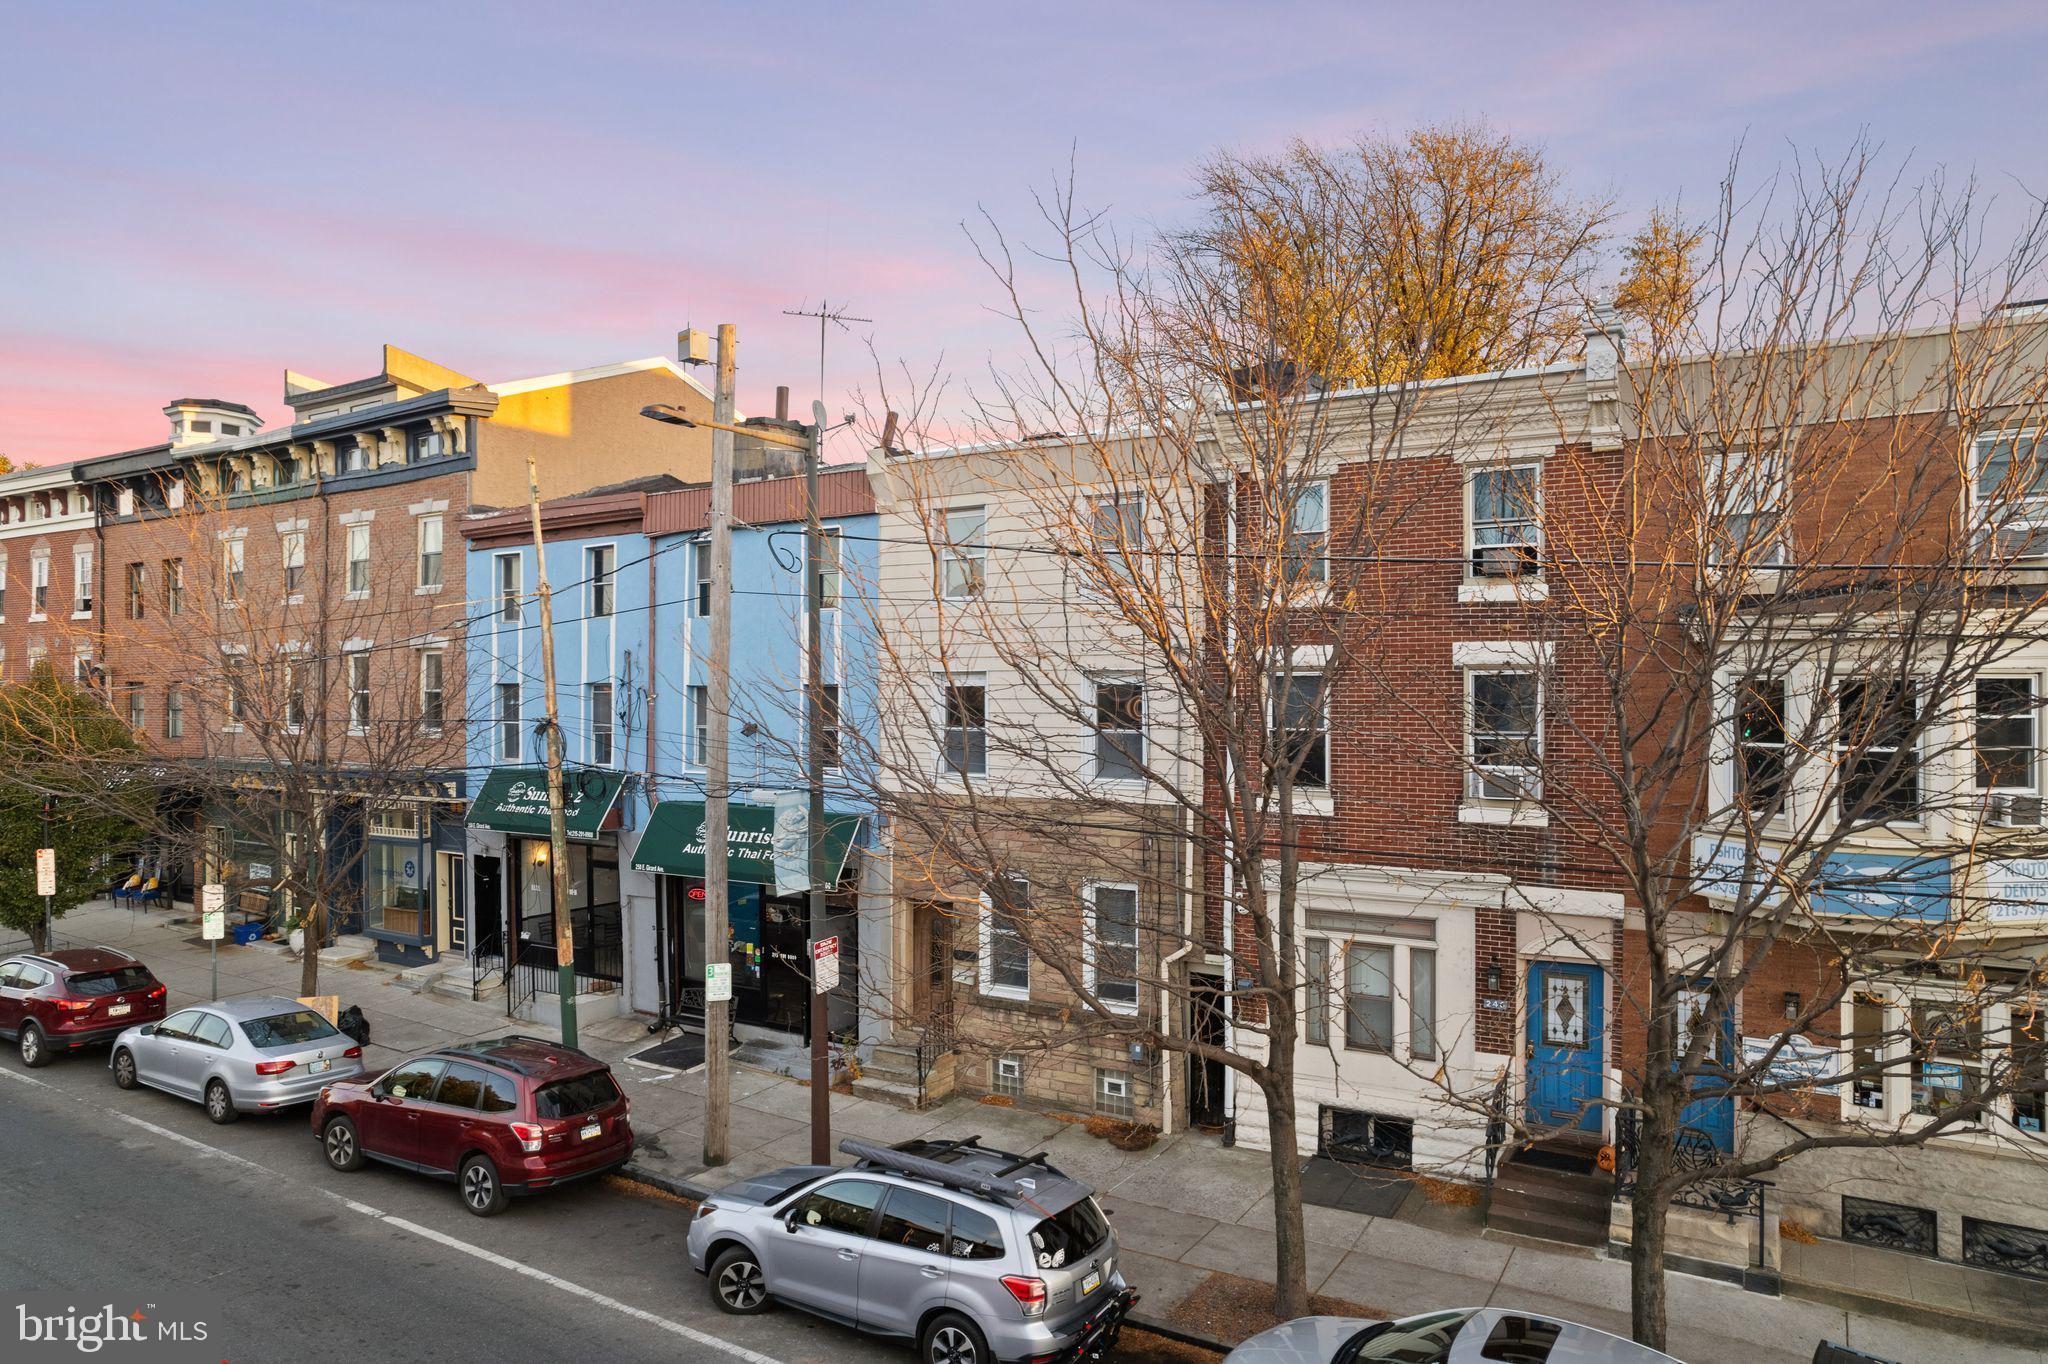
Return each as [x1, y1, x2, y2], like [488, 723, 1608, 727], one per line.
[1678, 984, 1736, 1150]
[1525, 962, 1605, 1133]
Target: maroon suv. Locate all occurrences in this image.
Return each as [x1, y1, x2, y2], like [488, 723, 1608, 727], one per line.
[0, 948, 168, 1067]
[311, 1034, 633, 1216]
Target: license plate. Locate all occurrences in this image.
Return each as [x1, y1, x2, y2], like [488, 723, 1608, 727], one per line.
[309, 1058, 331, 1073]
[108, 1004, 131, 1017]
[580, 1121, 602, 1141]
[1081, 1269, 1101, 1296]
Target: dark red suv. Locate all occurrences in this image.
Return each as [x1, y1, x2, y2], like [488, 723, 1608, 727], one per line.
[311, 1034, 633, 1216]
[0, 948, 168, 1067]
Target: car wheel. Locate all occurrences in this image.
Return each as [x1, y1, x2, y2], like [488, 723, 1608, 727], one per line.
[18, 1021, 49, 1069]
[323, 1117, 365, 1172]
[921, 1312, 991, 1364]
[112, 1048, 139, 1090]
[709, 1247, 771, 1314]
[204, 1079, 239, 1125]
[459, 1155, 508, 1217]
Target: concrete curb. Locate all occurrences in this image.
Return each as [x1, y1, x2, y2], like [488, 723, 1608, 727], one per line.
[1124, 1314, 1229, 1355]
[1781, 1277, 2048, 1353]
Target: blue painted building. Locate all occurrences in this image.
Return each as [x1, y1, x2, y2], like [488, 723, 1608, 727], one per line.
[461, 466, 881, 1045]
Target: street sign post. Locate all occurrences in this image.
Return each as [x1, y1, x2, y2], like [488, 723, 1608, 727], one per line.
[201, 883, 225, 999]
[35, 846, 55, 949]
[810, 935, 840, 994]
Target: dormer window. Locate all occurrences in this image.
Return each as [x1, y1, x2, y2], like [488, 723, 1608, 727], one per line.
[221, 423, 241, 437]
[411, 428, 446, 461]
[191, 419, 213, 435]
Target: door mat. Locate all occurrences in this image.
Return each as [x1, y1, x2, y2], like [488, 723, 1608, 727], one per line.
[1298, 1156, 1416, 1217]
[629, 1035, 707, 1072]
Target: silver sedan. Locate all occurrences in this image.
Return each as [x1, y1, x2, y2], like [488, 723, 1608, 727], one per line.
[109, 995, 366, 1124]
[1223, 1310, 1679, 1364]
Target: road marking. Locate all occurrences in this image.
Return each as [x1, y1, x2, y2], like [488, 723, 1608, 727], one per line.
[330, 1195, 783, 1364]
[0, 1065, 48, 1087]
[113, 1111, 275, 1175]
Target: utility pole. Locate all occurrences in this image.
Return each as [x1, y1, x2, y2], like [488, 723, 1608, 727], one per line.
[703, 323, 737, 1167]
[804, 397, 831, 1164]
[525, 450, 579, 1050]
[783, 303, 865, 1166]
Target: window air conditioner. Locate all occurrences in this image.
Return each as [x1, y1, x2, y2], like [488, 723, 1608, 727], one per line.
[1472, 543, 1537, 578]
[1988, 793, 2044, 826]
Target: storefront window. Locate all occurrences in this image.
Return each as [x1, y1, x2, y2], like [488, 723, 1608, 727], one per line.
[366, 838, 426, 936]
[1910, 1000, 1982, 1118]
[2014, 1008, 2044, 1134]
[1850, 993, 1887, 1110]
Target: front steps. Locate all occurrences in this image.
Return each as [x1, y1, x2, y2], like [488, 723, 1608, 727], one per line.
[1488, 1132, 1611, 1247]
[853, 1039, 954, 1109]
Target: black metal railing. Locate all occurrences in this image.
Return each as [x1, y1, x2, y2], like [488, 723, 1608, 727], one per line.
[471, 926, 507, 1001]
[1482, 1067, 1513, 1186]
[914, 1011, 957, 1109]
[1612, 1107, 1771, 1267]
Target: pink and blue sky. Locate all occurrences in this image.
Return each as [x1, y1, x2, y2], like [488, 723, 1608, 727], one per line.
[3, 0, 2045, 466]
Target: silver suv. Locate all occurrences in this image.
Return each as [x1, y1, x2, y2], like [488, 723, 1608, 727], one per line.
[687, 1136, 1137, 1364]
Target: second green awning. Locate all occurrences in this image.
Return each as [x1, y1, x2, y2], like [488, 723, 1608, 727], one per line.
[632, 799, 865, 886]
[467, 767, 627, 843]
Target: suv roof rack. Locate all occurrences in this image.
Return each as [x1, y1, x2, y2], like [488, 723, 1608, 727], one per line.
[840, 1137, 1095, 1215]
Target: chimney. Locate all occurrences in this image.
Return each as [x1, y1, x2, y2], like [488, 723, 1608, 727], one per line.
[1583, 303, 1625, 382]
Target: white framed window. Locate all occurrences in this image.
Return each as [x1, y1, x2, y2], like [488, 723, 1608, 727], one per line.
[72, 546, 93, 615]
[992, 1055, 1024, 1098]
[344, 439, 370, 473]
[688, 683, 709, 766]
[346, 523, 371, 596]
[162, 558, 184, 616]
[1284, 480, 1328, 584]
[1304, 937, 1331, 1045]
[1094, 1068, 1134, 1119]
[942, 676, 987, 775]
[498, 682, 522, 760]
[587, 544, 616, 618]
[1270, 671, 1328, 788]
[418, 648, 445, 732]
[818, 526, 843, 609]
[1409, 948, 1438, 1062]
[818, 683, 841, 771]
[941, 505, 986, 599]
[1084, 882, 1140, 1014]
[1093, 679, 1144, 782]
[496, 552, 521, 623]
[1706, 448, 1787, 567]
[346, 649, 371, 734]
[411, 428, 446, 462]
[0, 550, 7, 617]
[1835, 677, 1919, 822]
[1841, 988, 2044, 1127]
[163, 684, 184, 739]
[1733, 676, 1788, 816]
[125, 562, 146, 620]
[1974, 676, 2038, 794]
[1468, 463, 1540, 578]
[124, 682, 144, 730]
[1344, 943, 1394, 1052]
[30, 551, 49, 618]
[691, 539, 712, 617]
[1090, 492, 1144, 578]
[1973, 429, 2048, 558]
[416, 514, 444, 590]
[1467, 670, 1540, 800]
[589, 681, 615, 766]
[223, 655, 246, 728]
[222, 539, 245, 605]
[281, 531, 306, 596]
[978, 875, 1029, 1000]
[283, 659, 305, 732]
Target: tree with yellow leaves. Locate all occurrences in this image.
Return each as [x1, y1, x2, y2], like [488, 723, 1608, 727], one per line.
[1615, 207, 1704, 343]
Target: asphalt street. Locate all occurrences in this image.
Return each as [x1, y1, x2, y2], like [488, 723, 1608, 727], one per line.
[0, 1046, 912, 1364]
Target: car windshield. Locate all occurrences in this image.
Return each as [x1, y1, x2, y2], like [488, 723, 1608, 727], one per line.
[534, 1070, 621, 1119]
[68, 966, 153, 997]
[1027, 1196, 1110, 1268]
[240, 1010, 341, 1049]
[1338, 1311, 1475, 1364]
[731, 1170, 829, 1207]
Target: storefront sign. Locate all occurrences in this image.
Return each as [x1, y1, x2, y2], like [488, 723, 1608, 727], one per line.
[1691, 834, 1950, 921]
[704, 962, 732, 1003]
[633, 800, 865, 886]
[1982, 857, 2048, 924]
[201, 883, 225, 941]
[812, 936, 840, 994]
[34, 847, 54, 897]
[1740, 1034, 1840, 1093]
[467, 767, 627, 843]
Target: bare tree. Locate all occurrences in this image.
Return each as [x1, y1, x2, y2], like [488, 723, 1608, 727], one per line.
[1365, 145, 2048, 1346]
[860, 157, 1606, 1318]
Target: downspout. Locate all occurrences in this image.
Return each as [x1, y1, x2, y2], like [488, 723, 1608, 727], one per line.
[1157, 799, 1196, 1137]
[1221, 470, 1237, 1135]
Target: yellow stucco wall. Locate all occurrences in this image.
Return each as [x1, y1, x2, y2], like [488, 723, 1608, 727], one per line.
[472, 366, 716, 509]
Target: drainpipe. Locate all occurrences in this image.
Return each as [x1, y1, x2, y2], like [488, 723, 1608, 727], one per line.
[1157, 799, 1196, 1136]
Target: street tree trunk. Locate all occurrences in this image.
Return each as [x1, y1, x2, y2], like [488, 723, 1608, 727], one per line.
[1262, 1073, 1312, 1320]
[1627, 1110, 1671, 1349]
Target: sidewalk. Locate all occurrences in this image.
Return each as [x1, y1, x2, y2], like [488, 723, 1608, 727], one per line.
[25, 899, 2047, 1364]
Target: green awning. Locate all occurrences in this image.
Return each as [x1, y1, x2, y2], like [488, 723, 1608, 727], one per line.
[632, 799, 865, 886]
[466, 767, 626, 842]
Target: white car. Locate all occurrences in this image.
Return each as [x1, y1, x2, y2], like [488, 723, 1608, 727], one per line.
[1223, 1309, 1679, 1364]
[111, 995, 365, 1124]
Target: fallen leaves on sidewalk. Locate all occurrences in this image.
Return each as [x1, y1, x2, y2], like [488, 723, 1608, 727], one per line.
[1165, 1270, 1386, 1346]
[1107, 1328, 1222, 1363]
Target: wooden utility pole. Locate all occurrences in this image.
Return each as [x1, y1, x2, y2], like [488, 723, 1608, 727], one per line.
[703, 323, 737, 1167]
[804, 398, 830, 1163]
[525, 450, 579, 1050]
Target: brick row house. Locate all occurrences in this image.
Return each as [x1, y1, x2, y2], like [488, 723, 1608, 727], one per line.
[0, 343, 714, 963]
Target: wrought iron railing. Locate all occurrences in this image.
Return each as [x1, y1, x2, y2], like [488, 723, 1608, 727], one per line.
[470, 926, 507, 1000]
[914, 1011, 957, 1109]
[1612, 1105, 1771, 1267]
[1482, 1067, 1513, 1186]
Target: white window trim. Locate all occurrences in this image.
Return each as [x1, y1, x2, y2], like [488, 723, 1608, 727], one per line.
[587, 679, 617, 767]
[1090, 673, 1147, 786]
[1973, 672, 2041, 799]
[1834, 983, 2038, 1138]
[1322, 934, 1440, 1064]
[1452, 639, 1555, 669]
[495, 552, 523, 624]
[1830, 671, 1926, 830]
[977, 887, 1030, 1002]
[1705, 446, 1792, 569]
[937, 671, 989, 779]
[940, 503, 989, 602]
[586, 542, 618, 619]
[71, 546, 94, 618]
[1272, 648, 1333, 814]
[1461, 662, 1546, 820]
[28, 551, 49, 622]
[1969, 428, 2046, 558]
[414, 513, 445, 595]
[1082, 881, 1141, 1016]
[344, 522, 373, 601]
[498, 681, 523, 762]
[344, 644, 373, 736]
[1464, 460, 1544, 594]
